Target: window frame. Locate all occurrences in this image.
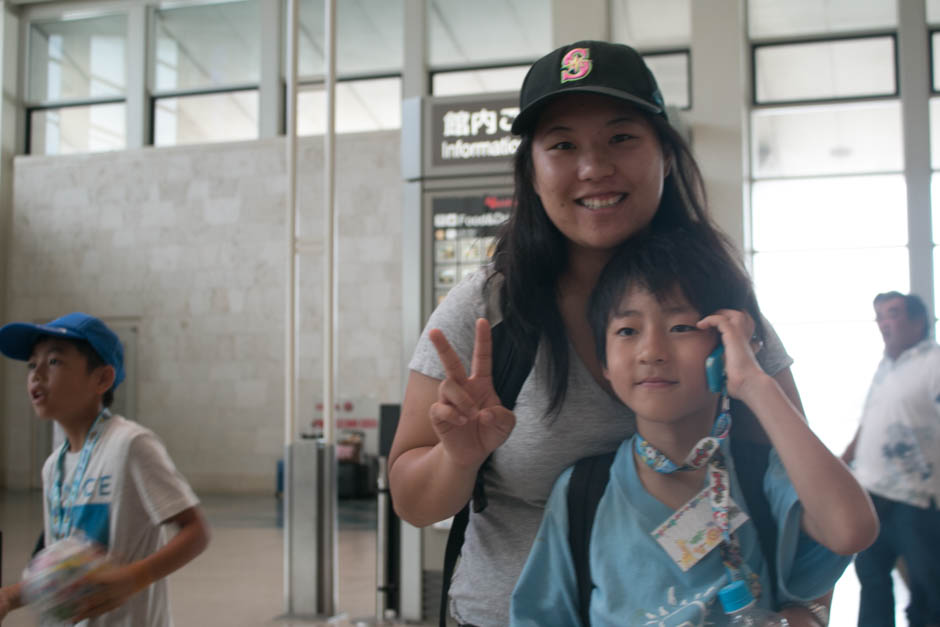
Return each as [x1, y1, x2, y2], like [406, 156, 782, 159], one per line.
[291, 71, 402, 136]
[150, 84, 260, 146]
[751, 31, 899, 108]
[426, 48, 693, 110]
[428, 61, 531, 97]
[639, 47, 692, 111]
[22, 10, 130, 154]
[930, 28, 940, 94]
[148, 0, 263, 147]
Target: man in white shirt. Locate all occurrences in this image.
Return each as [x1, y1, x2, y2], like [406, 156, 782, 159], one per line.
[843, 291, 940, 627]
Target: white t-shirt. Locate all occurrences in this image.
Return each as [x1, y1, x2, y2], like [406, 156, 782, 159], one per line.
[854, 339, 940, 508]
[41, 414, 200, 627]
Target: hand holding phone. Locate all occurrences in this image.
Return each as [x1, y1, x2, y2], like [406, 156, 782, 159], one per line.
[705, 345, 725, 393]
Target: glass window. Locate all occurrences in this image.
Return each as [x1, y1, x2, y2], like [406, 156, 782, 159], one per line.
[773, 319, 883, 451]
[428, 0, 550, 68]
[754, 246, 905, 452]
[153, 90, 258, 147]
[643, 52, 689, 108]
[752, 101, 903, 178]
[29, 103, 126, 155]
[28, 14, 127, 102]
[754, 247, 908, 329]
[432, 66, 528, 96]
[929, 0, 940, 24]
[298, 0, 403, 78]
[931, 174, 940, 243]
[610, 0, 690, 49]
[752, 175, 907, 251]
[755, 37, 895, 104]
[154, 0, 260, 92]
[933, 34, 940, 92]
[747, 0, 907, 513]
[298, 78, 401, 135]
[934, 248, 940, 321]
[930, 99, 940, 169]
[748, 0, 897, 38]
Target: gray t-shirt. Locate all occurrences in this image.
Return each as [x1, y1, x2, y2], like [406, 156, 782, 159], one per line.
[408, 268, 793, 627]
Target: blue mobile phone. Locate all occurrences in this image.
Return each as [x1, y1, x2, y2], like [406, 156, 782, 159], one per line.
[705, 345, 725, 393]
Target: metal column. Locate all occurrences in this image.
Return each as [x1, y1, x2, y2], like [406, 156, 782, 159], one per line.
[285, 440, 337, 617]
[282, 0, 339, 619]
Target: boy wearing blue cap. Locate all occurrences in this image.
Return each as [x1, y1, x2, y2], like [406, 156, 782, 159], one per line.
[0, 312, 209, 626]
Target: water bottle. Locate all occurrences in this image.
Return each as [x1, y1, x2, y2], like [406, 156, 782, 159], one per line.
[718, 580, 789, 626]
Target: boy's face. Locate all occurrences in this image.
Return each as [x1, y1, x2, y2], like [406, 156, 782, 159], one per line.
[27, 338, 111, 422]
[602, 284, 719, 428]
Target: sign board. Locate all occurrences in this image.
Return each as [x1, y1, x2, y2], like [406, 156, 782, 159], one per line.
[429, 96, 520, 169]
[402, 93, 521, 181]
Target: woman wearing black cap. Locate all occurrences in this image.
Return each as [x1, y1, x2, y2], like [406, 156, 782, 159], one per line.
[389, 41, 829, 627]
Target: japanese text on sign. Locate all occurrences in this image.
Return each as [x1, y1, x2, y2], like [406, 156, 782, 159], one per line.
[439, 106, 521, 162]
[442, 107, 517, 137]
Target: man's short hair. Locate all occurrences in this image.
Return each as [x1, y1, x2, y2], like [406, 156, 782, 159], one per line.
[874, 291, 930, 340]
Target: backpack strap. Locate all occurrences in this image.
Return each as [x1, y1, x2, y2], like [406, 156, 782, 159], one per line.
[728, 398, 778, 606]
[729, 432, 777, 606]
[440, 506, 469, 626]
[439, 319, 536, 626]
[568, 450, 617, 627]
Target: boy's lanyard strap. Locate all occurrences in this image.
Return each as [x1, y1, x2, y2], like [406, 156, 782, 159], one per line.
[634, 396, 759, 594]
[49, 408, 111, 541]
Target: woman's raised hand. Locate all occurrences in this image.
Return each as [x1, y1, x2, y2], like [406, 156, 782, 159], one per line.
[428, 318, 516, 468]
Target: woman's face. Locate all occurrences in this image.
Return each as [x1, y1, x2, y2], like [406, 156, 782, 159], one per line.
[531, 94, 669, 256]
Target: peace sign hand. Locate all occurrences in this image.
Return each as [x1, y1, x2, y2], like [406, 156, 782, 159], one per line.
[428, 318, 516, 469]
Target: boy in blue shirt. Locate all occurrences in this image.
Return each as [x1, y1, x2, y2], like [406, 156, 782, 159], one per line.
[509, 229, 878, 626]
[0, 312, 209, 626]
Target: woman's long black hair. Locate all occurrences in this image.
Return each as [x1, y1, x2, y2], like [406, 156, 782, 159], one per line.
[489, 108, 743, 416]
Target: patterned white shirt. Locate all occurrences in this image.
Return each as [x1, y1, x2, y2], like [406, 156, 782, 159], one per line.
[854, 339, 940, 508]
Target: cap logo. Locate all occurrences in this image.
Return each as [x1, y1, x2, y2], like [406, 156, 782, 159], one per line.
[560, 48, 592, 84]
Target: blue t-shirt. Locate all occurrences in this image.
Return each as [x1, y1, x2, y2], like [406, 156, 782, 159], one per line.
[510, 435, 851, 626]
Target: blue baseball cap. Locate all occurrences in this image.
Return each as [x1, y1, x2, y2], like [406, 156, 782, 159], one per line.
[0, 312, 125, 388]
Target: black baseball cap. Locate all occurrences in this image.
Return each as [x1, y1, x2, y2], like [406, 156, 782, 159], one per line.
[511, 40, 667, 136]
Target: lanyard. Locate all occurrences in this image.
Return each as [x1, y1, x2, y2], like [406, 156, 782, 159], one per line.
[635, 398, 731, 474]
[635, 395, 761, 595]
[49, 408, 111, 541]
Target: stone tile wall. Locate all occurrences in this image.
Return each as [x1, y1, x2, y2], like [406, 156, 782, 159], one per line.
[2, 132, 403, 492]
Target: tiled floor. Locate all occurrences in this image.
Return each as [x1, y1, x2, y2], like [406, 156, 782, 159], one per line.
[0, 490, 427, 627]
[0, 490, 908, 626]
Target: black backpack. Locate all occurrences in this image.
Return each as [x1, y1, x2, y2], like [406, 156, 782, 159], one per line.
[439, 322, 779, 626]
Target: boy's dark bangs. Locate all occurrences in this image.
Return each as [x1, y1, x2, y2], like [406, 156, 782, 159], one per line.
[590, 227, 763, 363]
